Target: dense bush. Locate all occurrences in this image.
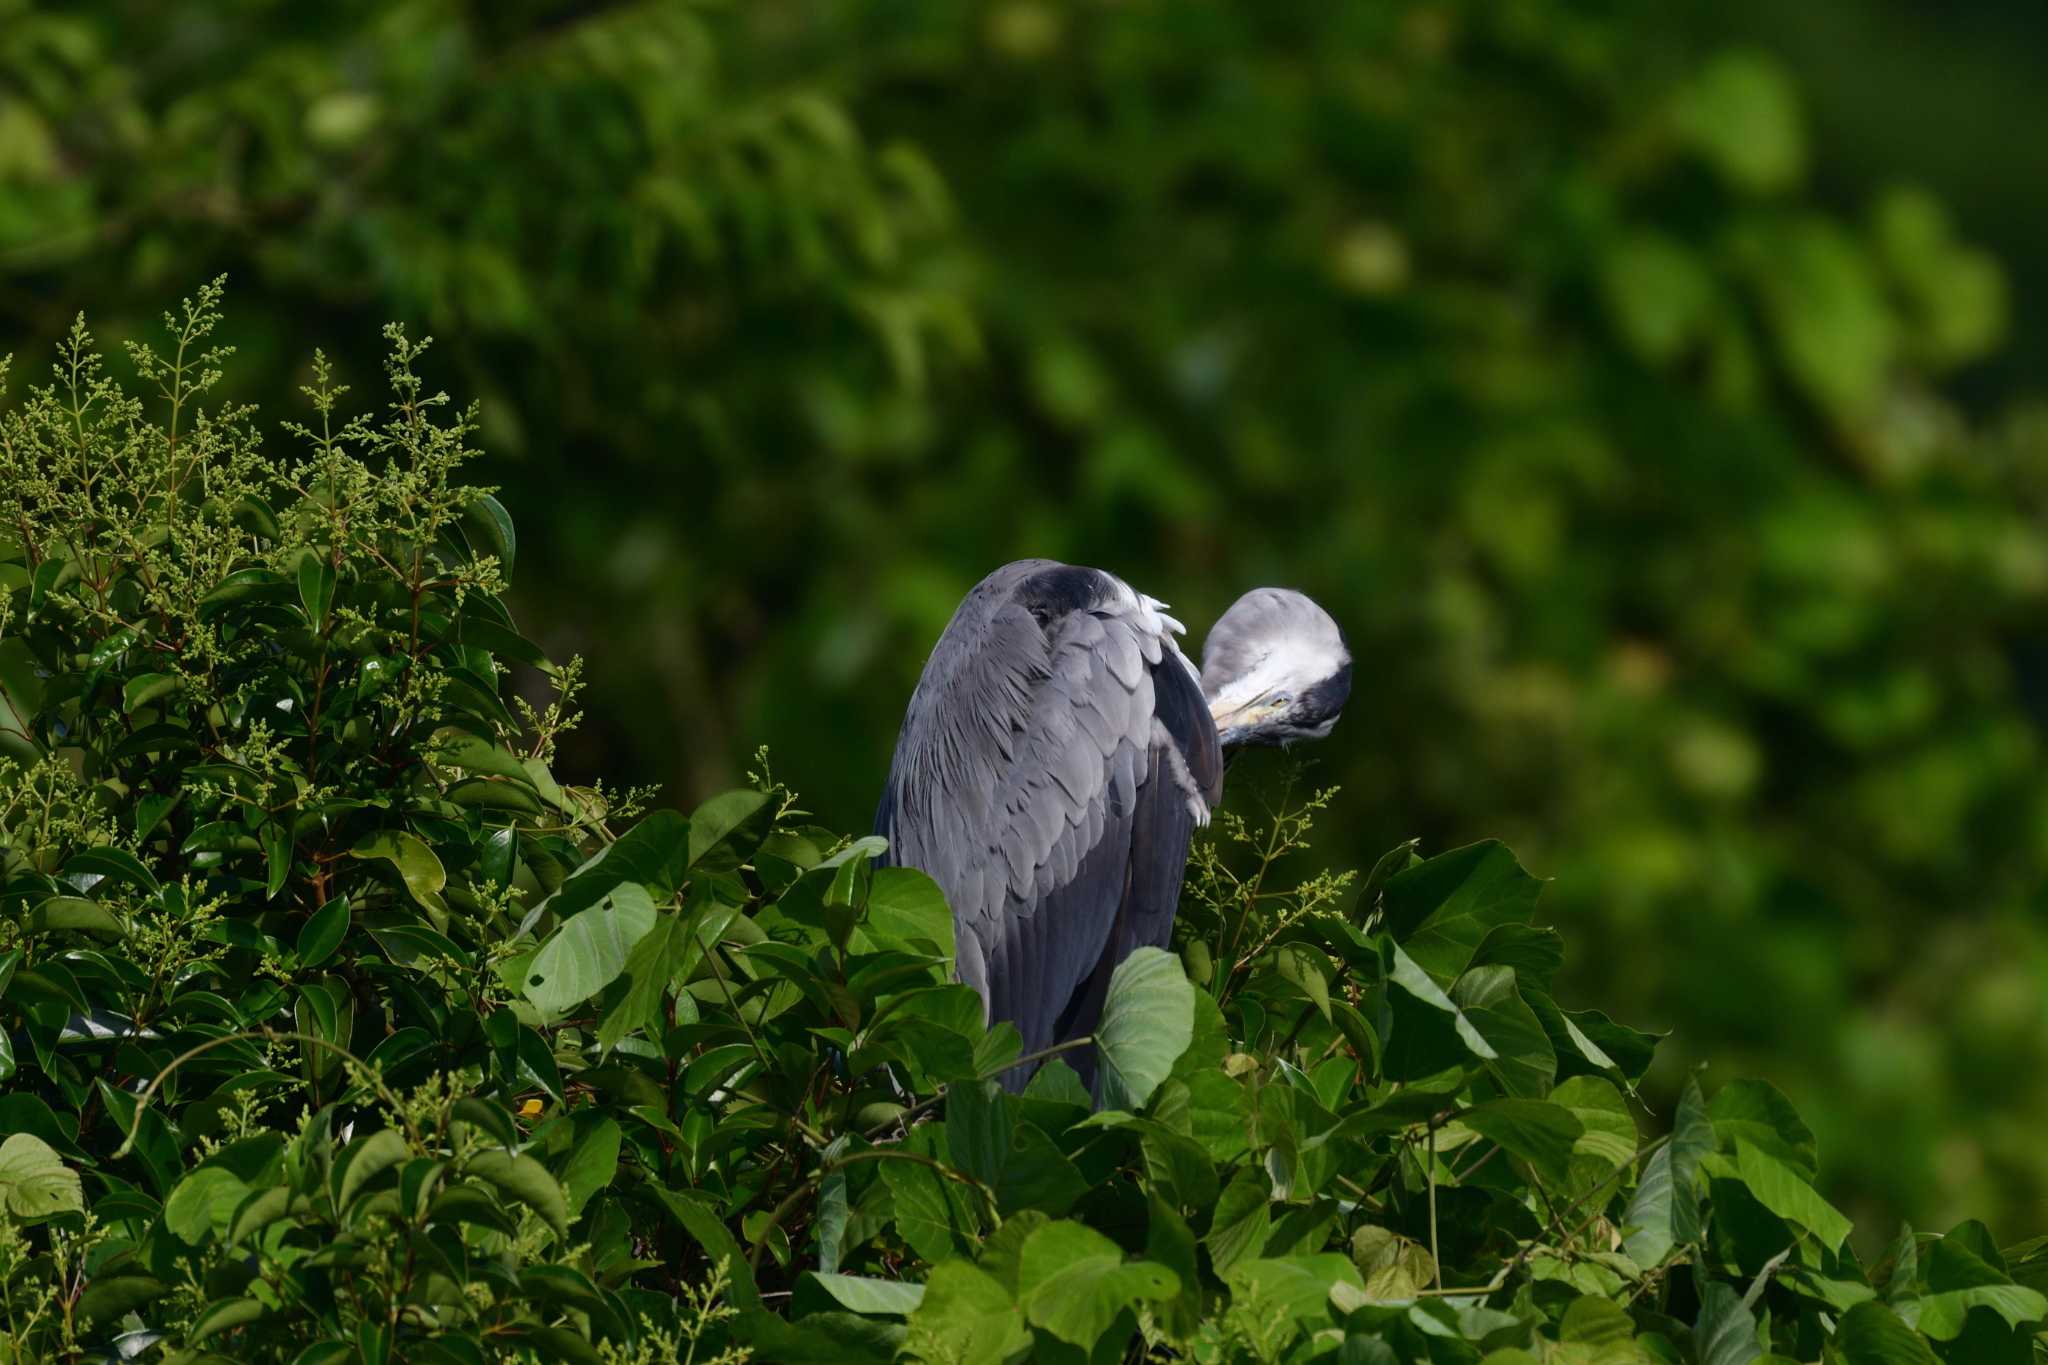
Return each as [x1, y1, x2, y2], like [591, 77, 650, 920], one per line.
[5, 299, 2047, 1363]
[5, 0, 2045, 1235]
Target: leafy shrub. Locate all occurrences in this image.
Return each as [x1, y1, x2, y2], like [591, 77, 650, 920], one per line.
[3, 295, 2045, 1363]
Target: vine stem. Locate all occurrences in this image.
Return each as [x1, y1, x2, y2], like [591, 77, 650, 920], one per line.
[1427, 1124, 1443, 1291]
[112, 1026, 419, 1157]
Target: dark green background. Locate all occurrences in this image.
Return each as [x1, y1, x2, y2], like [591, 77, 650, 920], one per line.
[5, 0, 2046, 1246]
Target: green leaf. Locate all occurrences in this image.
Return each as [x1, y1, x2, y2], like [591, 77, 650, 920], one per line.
[26, 896, 122, 935]
[1382, 840, 1542, 982]
[77, 1275, 170, 1323]
[1710, 1079, 1817, 1180]
[1206, 1165, 1271, 1277]
[1017, 1219, 1178, 1347]
[1452, 965, 1554, 1098]
[1912, 1231, 2048, 1338]
[434, 727, 535, 784]
[594, 911, 684, 1051]
[165, 1166, 251, 1244]
[1673, 50, 1806, 193]
[1095, 946, 1195, 1111]
[467, 1150, 569, 1242]
[0, 1133, 82, 1218]
[297, 551, 336, 629]
[880, 1154, 965, 1264]
[122, 671, 180, 713]
[800, 1272, 925, 1317]
[1913, 1284, 2048, 1341]
[1458, 1098, 1583, 1188]
[688, 788, 774, 870]
[1624, 1078, 1713, 1266]
[856, 866, 953, 956]
[191, 1296, 266, 1341]
[349, 829, 448, 906]
[1224, 1255, 1365, 1324]
[337, 1129, 411, 1212]
[561, 1117, 620, 1219]
[1835, 1300, 1940, 1365]
[538, 809, 691, 923]
[461, 493, 518, 577]
[1386, 940, 1497, 1062]
[905, 1262, 1031, 1365]
[64, 846, 160, 894]
[523, 882, 659, 1013]
[263, 819, 292, 899]
[646, 1186, 761, 1311]
[1146, 1189, 1202, 1340]
[1733, 1139, 1851, 1253]
[198, 567, 294, 616]
[297, 895, 351, 969]
[1696, 1282, 1763, 1365]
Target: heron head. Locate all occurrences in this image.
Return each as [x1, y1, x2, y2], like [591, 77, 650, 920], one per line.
[1199, 587, 1351, 749]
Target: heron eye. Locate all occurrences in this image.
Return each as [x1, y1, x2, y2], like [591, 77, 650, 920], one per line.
[1272, 692, 1293, 706]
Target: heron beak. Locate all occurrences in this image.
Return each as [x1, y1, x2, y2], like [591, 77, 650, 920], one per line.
[1209, 697, 1278, 737]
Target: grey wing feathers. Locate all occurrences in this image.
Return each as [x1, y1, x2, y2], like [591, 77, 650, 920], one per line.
[875, 560, 1221, 1089]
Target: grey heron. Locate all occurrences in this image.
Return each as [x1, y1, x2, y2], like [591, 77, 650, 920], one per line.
[875, 560, 1350, 1092]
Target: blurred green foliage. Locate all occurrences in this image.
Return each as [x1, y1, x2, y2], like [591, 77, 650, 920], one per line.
[4, 0, 2047, 1246]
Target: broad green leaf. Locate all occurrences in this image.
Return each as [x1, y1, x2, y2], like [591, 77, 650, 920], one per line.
[801, 1272, 925, 1317]
[336, 1129, 411, 1212]
[1624, 1077, 1713, 1267]
[467, 1150, 569, 1242]
[646, 1186, 761, 1311]
[688, 788, 774, 869]
[1696, 1282, 1763, 1365]
[461, 493, 517, 577]
[905, 1262, 1031, 1365]
[857, 866, 953, 956]
[297, 896, 351, 969]
[1351, 1225, 1436, 1300]
[77, 1275, 169, 1324]
[1458, 1098, 1583, 1188]
[1018, 1219, 1178, 1347]
[1386, 941, 1497, 1062]
[538, 809, 691, 924]
[1095, 946, 1195, 1111]
[64, 846, 160, 894]
[165, 1167, 251, 1244]
[1710, 1079, 1817, 1180]
[1146, 1190, 1202, 1340]
[1913, 1285, 2048, 1340]
[122, 671, 180, 713]
[26, 896, 122, 935]
[349, 829, 447, 907]
[433, 727, 535, 784]
[879, 1154, 965, 1264]
[190, 1296, 266, 1341]
[298, 550, 335, 629]
[0, 1133, 83, 1218]
[1206, 1166, 1271, 1277]
[523, 882, 659, 1013]
[594, 911, 684, 1051]
[561, 1117, 621, 1218]
[1452, 965, 1554, 1098]
[1673, 50, 1806, 193]
[1224, 1255, 1365, 1324]
[1734, 1139, 1851, 1253]
[1382, 840, 1542, 982]
[1835, 1300, 1939, 1365]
